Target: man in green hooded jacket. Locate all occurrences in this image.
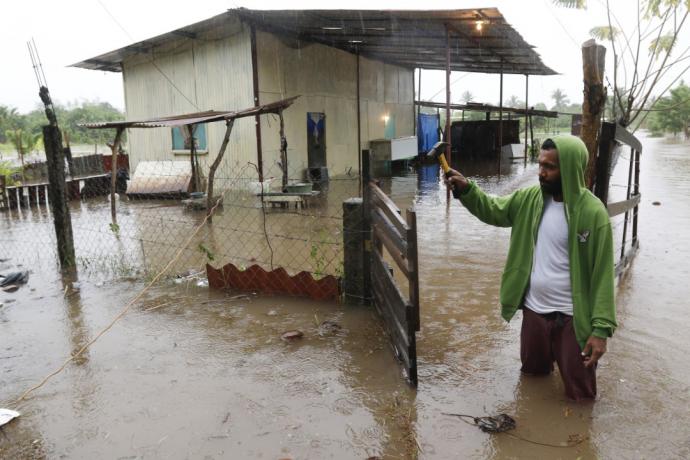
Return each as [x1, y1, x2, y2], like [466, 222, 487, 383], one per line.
[445, 135, 616, 400]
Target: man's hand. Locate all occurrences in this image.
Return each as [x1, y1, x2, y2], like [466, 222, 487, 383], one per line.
[582, 336, 607, 368]
[444, 168, 470, 193]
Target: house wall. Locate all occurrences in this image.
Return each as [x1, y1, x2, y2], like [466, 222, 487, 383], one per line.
[122, 18, 257, 185]
[256, 30, 414, 179]
[120, 18, 414, 185]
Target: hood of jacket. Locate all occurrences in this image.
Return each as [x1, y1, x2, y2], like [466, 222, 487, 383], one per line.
[551, 135, 589, 213]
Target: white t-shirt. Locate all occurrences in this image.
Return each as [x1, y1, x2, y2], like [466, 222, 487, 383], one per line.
[523, 196, 574, 315]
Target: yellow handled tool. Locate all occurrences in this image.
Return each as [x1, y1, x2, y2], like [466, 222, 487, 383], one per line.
[424, 141, 451, 174]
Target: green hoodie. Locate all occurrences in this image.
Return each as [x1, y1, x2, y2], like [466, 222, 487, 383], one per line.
[457, 135, 616, 349]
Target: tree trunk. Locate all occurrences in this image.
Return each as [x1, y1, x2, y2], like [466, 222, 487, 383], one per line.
[581, 39, 607, 189]
[206, 120, 234, 221]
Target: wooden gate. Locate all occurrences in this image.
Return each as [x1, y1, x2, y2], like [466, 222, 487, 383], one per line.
[363, 164, 420, 386]
[593, 121, 642, 276]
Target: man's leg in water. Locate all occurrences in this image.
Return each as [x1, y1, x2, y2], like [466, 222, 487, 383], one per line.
[553, 315, 597, 401]
[520, 308, 555, 375]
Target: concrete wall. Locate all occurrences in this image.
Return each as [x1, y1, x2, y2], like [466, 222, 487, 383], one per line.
[256, 30, 414, 179]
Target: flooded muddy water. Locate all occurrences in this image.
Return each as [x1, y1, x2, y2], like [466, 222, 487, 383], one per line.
[1, 133, 689, 459]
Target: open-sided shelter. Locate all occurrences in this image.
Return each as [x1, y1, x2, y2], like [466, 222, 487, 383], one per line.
[72, 8, 555, 182]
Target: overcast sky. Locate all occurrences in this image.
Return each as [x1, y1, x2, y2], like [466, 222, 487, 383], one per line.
[2, 0, 688, 114]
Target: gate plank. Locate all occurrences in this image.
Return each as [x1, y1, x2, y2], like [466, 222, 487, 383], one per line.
[370, 184, 409, 234]
[607, 193, 641, 217]
[372, 224, 410, 278]
[406, 209, 420, 332]
[372, 250, 409, 329]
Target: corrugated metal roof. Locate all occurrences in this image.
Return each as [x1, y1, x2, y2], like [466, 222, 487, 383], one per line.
[80, 96, 299, 129]
[72, 8, 556, 76]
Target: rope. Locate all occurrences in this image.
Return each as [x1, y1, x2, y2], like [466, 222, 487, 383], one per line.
[442, 412, 587, 448]
[10, 196, 226, 407]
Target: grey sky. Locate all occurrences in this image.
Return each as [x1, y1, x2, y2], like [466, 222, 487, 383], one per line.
[3, 0, 687, 114]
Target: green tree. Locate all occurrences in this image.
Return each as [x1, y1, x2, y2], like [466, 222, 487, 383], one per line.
[505, 95, 524, 108]
[0, 106, 23, 142]
[553, 0, 690, 129]
[5, 129, 40, 181]
[551, 89, 570, 111]
[648, 81, 690, 136]
[1, 101, 125, 147]
[460, 91, 474, 104]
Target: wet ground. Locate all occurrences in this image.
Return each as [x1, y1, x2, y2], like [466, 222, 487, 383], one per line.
[1, 133, 690, 459]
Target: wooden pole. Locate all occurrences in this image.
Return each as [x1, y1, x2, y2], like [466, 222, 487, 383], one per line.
[581, 39, 607, 189]
[279, 110, 288, 190]
[63, 129, 75, 177]
[445, 25, 451, 203]
[416, 68, 422, 132]
[529, 113, 535, 159]
[206, 119, 235, 221]
[632, 147, 640, 246]
[524, 74, 529, 166]
[108, 127, 124, 227]
[498, 62, 504, 156]
[357, 51, 362, 196]
[250, 24, 264, 182]
[361, 149, 372, 305]
[593, 122, 616, 204]
[44, 124, 75, 269]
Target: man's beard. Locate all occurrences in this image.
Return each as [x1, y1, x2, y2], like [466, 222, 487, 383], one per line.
[540, 179, 562, 196]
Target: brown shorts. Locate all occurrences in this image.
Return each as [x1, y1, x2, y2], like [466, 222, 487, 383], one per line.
[520, 307, 597, 401]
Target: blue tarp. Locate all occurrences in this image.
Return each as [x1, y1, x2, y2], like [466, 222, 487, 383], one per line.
[417, 113, 439, 153]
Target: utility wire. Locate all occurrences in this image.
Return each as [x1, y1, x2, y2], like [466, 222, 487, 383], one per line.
[96, 0, 200, 111]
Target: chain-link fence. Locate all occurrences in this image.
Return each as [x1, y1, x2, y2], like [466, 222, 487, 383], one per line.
[1, 139, 363, 293]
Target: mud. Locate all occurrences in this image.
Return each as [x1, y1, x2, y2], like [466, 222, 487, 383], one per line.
[1, 133, 689, 459]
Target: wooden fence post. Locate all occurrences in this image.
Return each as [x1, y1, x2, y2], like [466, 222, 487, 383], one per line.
[44, 125, 75, 269]
[593, 122, 616, 204]
[361, 149, 372, 305]
[342, 198, 365, 305]
[581, 39, 607, 189]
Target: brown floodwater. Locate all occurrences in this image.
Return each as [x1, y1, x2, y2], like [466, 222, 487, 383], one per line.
[1, 132, 689, 459]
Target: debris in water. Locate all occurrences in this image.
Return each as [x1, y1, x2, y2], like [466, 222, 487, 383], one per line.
[229, 294, 251, 300]
[652, 201, 661, 206]
[0, 270, 29, 287]
[196, 279, 209, 287]
[443, 412, 516, 433]
[318, 320, 342, 335]
[266, 309, 278, 316]
[0, 408, 20, 427]
[2, 285, 19, 293]
[281, 330, 304, 341]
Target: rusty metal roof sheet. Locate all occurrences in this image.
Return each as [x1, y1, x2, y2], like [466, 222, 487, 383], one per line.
[416, 100, 560, 118]
[80, 96, 299, 129]
[72, 8, 556, 76]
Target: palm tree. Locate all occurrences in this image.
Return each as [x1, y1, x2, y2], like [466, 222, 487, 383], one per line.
[551, 89, 570, 111]
[460, 91, 474, 104]
[505, 95, 523, 108]
[5, 129, 40, 182]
